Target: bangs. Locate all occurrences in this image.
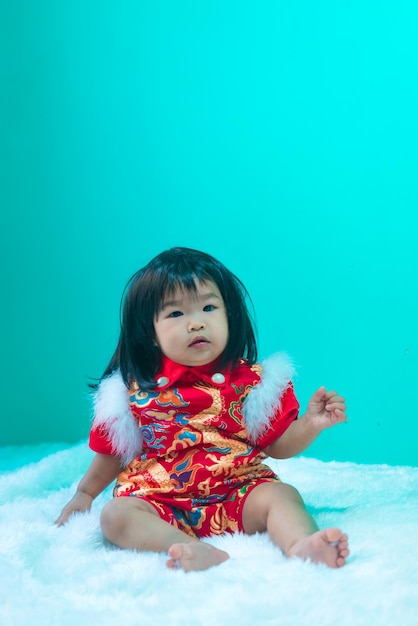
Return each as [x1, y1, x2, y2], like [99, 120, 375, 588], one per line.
[146, 253, 219, 315]
[154, 273, 216, 314]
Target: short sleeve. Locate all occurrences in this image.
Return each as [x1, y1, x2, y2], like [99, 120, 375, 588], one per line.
[255, 383, 299, 449]
[89, 424, 115, 456]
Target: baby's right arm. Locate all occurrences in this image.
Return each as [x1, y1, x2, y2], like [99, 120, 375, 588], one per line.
[54, 452, 122, 526]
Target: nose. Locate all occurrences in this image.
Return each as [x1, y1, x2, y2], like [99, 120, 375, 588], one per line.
[188, 316, 205, 332]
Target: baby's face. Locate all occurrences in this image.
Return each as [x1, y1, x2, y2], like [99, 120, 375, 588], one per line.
[153, 279, 229, 367]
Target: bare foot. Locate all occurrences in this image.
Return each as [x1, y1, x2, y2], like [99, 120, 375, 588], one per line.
[166, 542, 229, 572]
[289, 528, 349, 568]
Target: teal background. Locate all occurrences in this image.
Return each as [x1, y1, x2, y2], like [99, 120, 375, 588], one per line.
[1, 1, 417, 465]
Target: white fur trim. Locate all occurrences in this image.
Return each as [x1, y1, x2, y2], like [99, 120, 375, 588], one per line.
[92, 370, 143, 466]
[243, 353, 296, 444]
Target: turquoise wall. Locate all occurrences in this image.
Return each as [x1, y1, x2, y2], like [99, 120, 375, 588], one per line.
[1, 1, 417, 465]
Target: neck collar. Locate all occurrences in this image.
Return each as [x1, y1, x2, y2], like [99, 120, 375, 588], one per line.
[155, 355, 232, 389]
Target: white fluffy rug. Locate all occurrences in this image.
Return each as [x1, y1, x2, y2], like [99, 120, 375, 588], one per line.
[1, 442, 417, 626]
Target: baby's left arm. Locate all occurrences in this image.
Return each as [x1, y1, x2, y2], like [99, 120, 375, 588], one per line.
[263, 387, 347, 459]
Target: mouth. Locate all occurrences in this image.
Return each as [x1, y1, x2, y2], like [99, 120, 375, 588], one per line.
[189, 336, 209, 347]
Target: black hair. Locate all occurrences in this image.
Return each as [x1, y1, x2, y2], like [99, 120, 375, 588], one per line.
[99, 247, 257, 389]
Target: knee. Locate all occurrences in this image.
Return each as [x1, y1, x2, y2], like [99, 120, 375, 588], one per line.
[100, 499, 124, 540]
[279, 482, 303, 498]
[277, 482, 305, 505]
[243, 482, 303, 534]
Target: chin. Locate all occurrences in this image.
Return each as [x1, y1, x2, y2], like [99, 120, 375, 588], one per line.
[185, 355, 216, 367]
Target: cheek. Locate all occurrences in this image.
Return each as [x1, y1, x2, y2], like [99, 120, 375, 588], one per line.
[153, 323, 162, 347]
[153, 321, 177, 349]
[222, 317, 229, 341]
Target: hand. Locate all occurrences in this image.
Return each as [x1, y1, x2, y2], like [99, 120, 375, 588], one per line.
[304, 386, 347, 433]
[54, 491, 93, 526]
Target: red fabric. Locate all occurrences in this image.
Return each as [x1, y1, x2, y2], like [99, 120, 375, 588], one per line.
[254, 383, 299, 449]
[89, 424, 114, 456]
[89, 357, 298, 455]
[89, 357, 299, 538]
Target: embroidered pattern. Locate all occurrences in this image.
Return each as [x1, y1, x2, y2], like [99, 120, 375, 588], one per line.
[91, 356, 299, 538]
[114, 364, 281, 536]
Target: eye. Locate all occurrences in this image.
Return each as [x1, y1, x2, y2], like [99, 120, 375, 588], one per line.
[203, 304, 216, 312]
[168, 310, 183, 318]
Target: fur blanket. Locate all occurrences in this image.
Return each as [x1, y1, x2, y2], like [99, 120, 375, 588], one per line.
[1, 442, 417, 626]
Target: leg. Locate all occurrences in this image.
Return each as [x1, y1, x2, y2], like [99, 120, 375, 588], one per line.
[242, 482, 349, 568]
[100, 497, 229, 572]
